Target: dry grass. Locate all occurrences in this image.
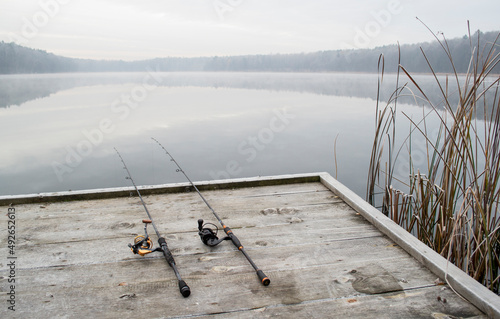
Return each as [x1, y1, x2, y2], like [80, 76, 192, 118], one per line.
[367, 24, 500, 294]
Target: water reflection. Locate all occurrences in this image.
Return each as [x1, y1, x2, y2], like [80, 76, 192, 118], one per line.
[0, 72, 488, 197]
[0, 72, 473, 109]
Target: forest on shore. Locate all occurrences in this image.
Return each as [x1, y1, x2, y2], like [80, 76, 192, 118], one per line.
[0, 30, 499, 74]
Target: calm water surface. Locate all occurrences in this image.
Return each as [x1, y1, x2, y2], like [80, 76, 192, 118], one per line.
[0, 72, 447, 198]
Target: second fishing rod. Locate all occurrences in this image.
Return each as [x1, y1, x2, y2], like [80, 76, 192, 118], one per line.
[152, 138, 270, 286]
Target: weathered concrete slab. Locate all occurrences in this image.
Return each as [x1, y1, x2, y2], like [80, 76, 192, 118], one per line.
[0, 173, 496, 318]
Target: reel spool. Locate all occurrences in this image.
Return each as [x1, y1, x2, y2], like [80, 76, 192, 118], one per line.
[129, 219, 155, 256]
[197, 219, 230, 247]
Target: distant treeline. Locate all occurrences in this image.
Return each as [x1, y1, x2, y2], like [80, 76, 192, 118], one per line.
[0, 30, 499, 74]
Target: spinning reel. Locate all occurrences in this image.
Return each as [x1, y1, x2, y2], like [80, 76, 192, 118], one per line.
[197, 219, 231, 247]
[129, 219, 158, 256]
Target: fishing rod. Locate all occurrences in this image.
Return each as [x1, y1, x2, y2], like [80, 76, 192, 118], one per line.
[151, 138, 270, 286]
[114, 148, 191, 298]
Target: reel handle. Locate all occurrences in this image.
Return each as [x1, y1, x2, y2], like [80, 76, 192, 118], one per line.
[143, 219, 152, 224]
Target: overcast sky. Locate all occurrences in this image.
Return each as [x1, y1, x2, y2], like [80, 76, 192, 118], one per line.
[0, 0, 499, 60]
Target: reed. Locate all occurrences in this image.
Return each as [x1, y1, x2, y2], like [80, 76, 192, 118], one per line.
[367, 24, 500, 294]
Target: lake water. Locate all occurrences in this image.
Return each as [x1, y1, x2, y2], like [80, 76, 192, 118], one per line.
[0, 72, 458, 198]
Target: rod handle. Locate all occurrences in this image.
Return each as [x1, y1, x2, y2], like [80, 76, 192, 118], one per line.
[257, 270, 270, 286]
[223, 226, 243, 249]
[224, 226, 270, 286]
[178, 280, 191, 298]
[158, 237, 175, 264]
